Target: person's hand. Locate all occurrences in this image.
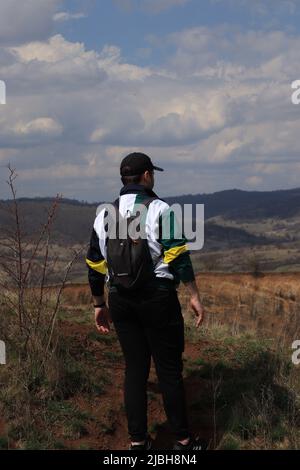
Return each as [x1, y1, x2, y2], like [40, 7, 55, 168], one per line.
[95, 305, 111, 334]
[190, 294, 205, 328]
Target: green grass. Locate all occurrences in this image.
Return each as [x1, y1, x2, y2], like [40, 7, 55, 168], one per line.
[102, 350, 123, 362]
[87, 330, 116, 345]
[46, 401, 92, 426]
[218, 434, 241, 450]
[183, 320, 300, 449]
[8, 424, 57, 450]
[63, 419, 88, 439]
[50, 404, 91, 439]
[100, 423, 116, 435]
[58, 307, 92, 324]
[2, 297, 300, 450]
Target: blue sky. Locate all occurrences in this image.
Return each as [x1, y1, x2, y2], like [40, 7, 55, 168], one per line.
[60, 0, 300, 66]
[0, 0, 300, 201]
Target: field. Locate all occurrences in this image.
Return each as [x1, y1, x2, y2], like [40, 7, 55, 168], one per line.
[1, 273, 300, 450]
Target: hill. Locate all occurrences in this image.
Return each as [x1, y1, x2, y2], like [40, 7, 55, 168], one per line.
[1, 187, 300, 274]
[165, 187, 300, 220]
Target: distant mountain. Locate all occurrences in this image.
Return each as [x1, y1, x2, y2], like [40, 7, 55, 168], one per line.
[204, 222, 272, 250]
[0, 198, 97, 244]
[164, 187, 300, 220]
[1, 187, 300, 247]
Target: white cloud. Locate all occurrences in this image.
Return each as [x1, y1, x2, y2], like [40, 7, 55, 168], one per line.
[90, 128, 110, 143]
[14, 118, 63, 137]
[0, 116, 63, 147]
[98, 45, 152, 81]
[166, 26, 300, 80]
[6, 37, 150, 92]
[245, 175, 263, 187]
[0, 0, 62, 45]
[3, 35, 107, 95]
[253, 163, 283, 175]
[1, 24, 300, 199]
[53, 11, 87, 22]
[11, 34, 90, 63]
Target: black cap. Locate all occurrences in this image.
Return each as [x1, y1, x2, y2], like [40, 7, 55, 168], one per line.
[120, 152, 164, 176]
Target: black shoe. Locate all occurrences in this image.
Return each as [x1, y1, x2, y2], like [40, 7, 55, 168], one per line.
[173, 436, 203, 451]
[129, 435, 153, 451]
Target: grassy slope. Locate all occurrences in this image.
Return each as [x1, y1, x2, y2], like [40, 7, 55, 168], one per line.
[0, 285, 299, 450]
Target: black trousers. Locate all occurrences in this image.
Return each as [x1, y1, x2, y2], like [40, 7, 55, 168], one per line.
[108, 285, 190, 442]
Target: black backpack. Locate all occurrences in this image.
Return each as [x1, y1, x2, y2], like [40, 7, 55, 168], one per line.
[106, 197, 157, 291]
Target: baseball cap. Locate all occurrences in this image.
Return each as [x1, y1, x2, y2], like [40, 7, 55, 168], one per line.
[120, 152, 164, 176]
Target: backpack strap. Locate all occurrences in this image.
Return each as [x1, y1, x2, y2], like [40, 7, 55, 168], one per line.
[113, 197, 120, 210]
[110, 196, 159, 241]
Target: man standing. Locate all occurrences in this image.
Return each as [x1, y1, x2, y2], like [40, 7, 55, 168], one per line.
[86, 152, 205, 450]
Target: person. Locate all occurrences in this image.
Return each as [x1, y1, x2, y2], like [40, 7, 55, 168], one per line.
[86, 152, 205, 450]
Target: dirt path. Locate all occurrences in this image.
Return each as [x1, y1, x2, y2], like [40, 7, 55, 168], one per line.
[60, 321, 215, 450]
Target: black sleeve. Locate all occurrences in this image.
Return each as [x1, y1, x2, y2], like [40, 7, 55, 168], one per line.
[86, 228, 107, 297]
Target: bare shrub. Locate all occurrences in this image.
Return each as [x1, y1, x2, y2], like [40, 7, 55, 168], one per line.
[0, 166, 83, 406]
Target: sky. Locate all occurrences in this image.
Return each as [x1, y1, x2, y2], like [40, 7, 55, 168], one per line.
[0, 0, 300, 202]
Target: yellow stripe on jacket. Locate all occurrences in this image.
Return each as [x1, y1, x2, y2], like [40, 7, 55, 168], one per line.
[163, 244, 187, 264]
[86, 258, 107, 274]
